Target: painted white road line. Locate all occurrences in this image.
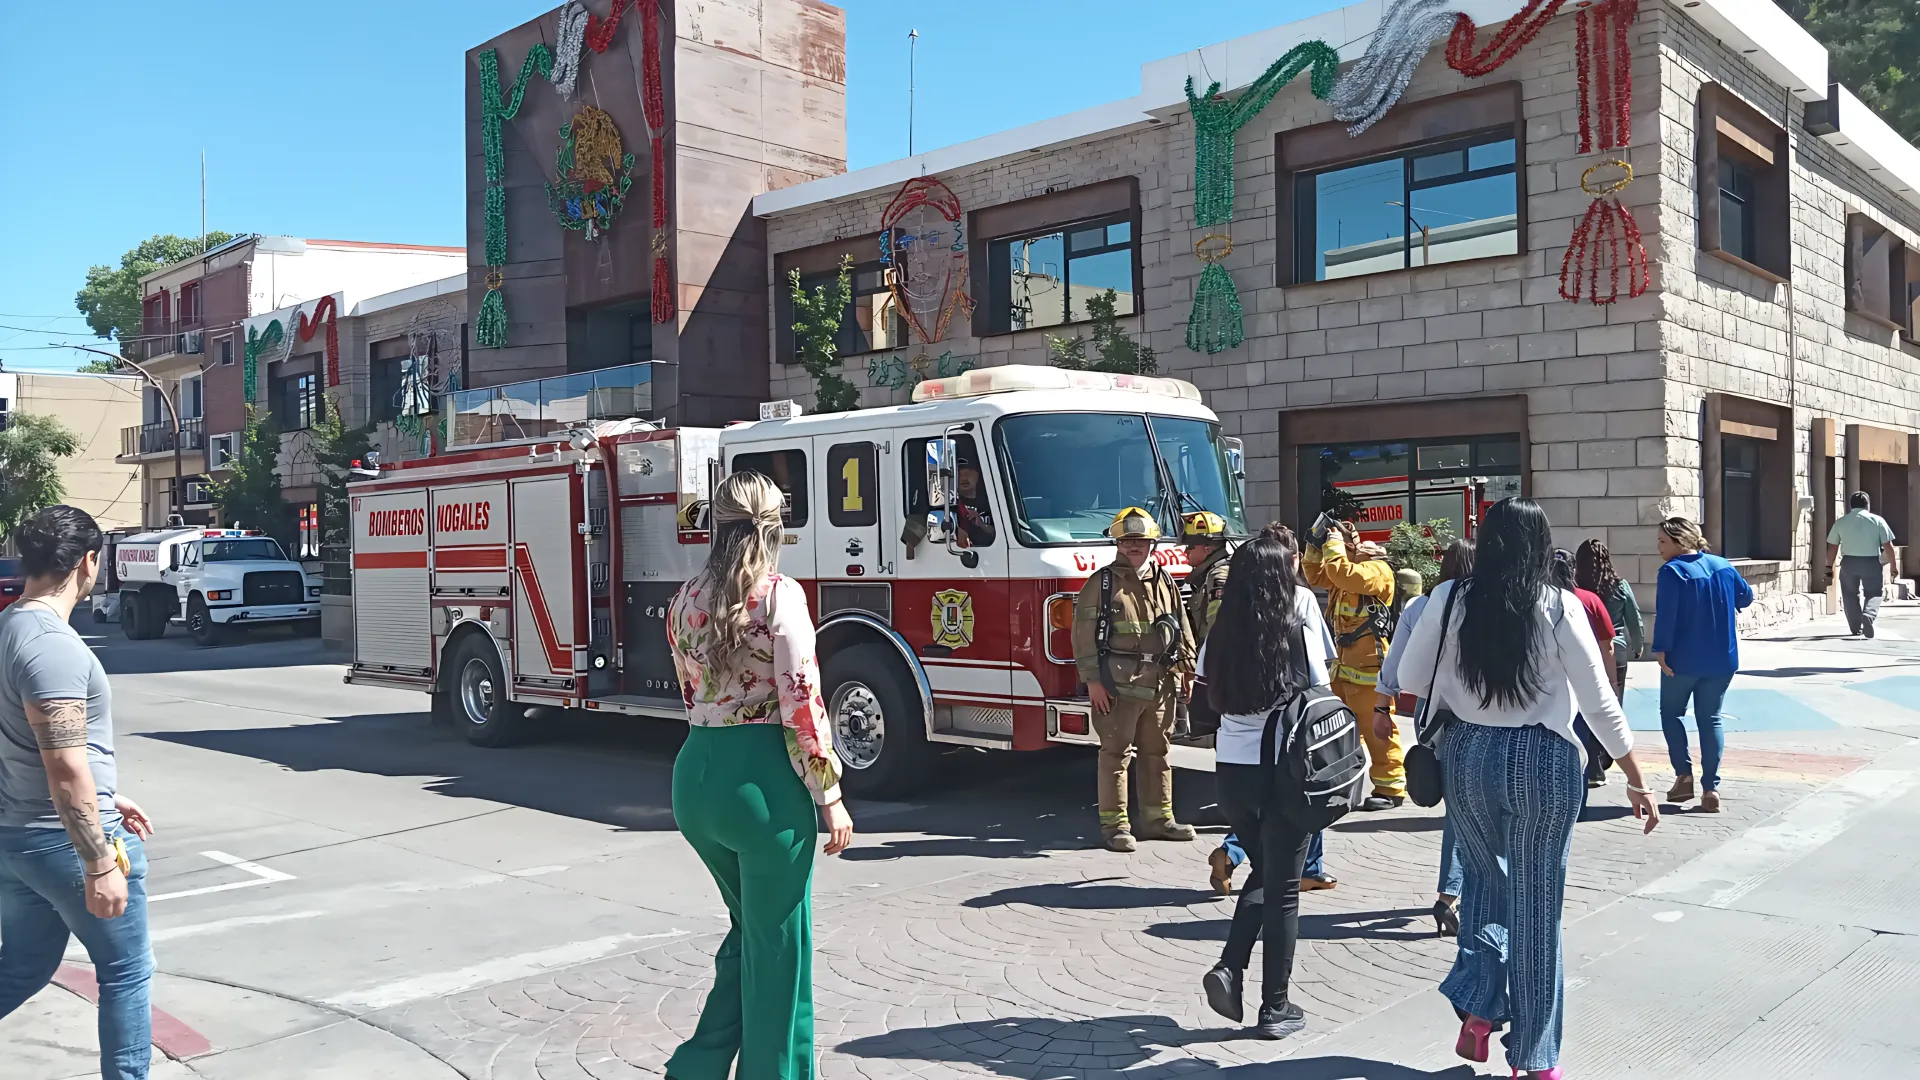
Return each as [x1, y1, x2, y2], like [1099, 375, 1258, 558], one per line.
[507, 865, 570, 877]
[150, 910, 326, 943]
[149, 850, 296, 903]
[321, 929, 687, 1012]
[1637, 747, 1920, 908]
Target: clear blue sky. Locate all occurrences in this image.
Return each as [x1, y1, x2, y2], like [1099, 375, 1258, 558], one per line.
[0, 0, 1340, 372]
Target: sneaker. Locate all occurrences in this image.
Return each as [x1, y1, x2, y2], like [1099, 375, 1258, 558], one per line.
[1699, 789, 1721, 813]
[1865, 622, 1877, 639]
[1202, 963, 1243, 1023]
[1102, 826, 1137, 853]
[1300, 874, 1338, 892]
[1667, 775, 1696, 803]
[1361, 794, 1406, 811]
[1208, 846, 1236, 896]
[1255, 1001, 1306, 1039]
[1136, 817, 1197, 842]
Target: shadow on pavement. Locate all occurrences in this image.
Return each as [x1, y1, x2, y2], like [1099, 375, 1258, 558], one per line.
[1146, 907, 1438, 944]
[79, 620, 344, 676]
[1331, 815, 1444, 834]
[1739, 665, 1864, 678]
[835, 1014, 1475, 1077]
[963, 878, 1214, 910]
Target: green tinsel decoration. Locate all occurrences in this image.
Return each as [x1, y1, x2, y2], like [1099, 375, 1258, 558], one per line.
[1184, 41, 1339, 354]
[478, 44, 554, 348]
[243, 319, 284, 402]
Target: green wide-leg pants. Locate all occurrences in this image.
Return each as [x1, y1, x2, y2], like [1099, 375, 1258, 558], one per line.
[666, 723, 818, 1080]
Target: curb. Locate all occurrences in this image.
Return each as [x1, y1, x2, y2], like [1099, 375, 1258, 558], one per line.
[53, 963, 214, 1061]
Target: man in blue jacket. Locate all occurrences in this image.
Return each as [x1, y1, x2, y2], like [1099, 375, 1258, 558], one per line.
[1652, 516, 1754, 814]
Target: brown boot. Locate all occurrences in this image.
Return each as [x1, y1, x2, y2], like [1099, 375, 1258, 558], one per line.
[1102, 825, 1137, 852]
[1136, 817, 1197, 842]
[1699, 789, 1722, 813]
[1667, 775, 1696, 803]
[1208, 846, 1236, 896]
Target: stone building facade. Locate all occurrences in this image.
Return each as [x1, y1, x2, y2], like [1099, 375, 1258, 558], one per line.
[754, 0, 1920, 622]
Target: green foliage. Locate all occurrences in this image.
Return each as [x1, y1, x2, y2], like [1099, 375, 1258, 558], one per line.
[77, 357, 120, 374]
[0, 413, 83, 543]
[789, 258, 860, 413]
[74, 232, 236, 351]
[208, 407, 285, 537]
[308, 396, 375, 589]
[1384, 517, 1461, 597]
[1045, 290, 1158, 374]
[1782, 0, 1919, 145]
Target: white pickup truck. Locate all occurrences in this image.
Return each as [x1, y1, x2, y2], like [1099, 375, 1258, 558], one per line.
[110, 527, 322, 645]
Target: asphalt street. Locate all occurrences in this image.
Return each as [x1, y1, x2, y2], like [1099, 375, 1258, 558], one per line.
[5, 603, 1920, 1078]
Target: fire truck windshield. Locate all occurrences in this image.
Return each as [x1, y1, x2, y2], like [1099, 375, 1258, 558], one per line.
[993, 413, 1247, 544]
[201, 538, 289, 562]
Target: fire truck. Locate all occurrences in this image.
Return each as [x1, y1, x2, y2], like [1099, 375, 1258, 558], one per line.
[344, 365, 1247, 797]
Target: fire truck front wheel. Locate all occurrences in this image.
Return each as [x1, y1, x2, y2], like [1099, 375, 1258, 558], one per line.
[821, 644, 933, 799]
[444, 636, 527, 748]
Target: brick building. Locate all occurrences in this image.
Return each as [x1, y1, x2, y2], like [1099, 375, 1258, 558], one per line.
[752, 0, 1920, 623]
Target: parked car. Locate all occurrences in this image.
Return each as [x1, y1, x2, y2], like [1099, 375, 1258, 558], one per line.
[0, 558, 22, 613]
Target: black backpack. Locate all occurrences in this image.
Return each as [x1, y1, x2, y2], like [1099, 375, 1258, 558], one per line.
[1258, 626, 1370, 832]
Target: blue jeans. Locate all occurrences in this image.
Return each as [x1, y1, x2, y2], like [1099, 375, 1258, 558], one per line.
[0, 825, 153, 1080]
[1437, 818, 1464, 898]
[1224, 830, 1324, 877]
[1438, 723, 1583, 1073]
[1660, 671, 1732, 792]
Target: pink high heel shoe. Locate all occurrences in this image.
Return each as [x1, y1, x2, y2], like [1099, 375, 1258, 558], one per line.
[1455, 1015, 1491, 1062]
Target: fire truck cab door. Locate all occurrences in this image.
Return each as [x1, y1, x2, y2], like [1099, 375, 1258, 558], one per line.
[894, 426, 1011, 707]
[811, 437, 886, 579]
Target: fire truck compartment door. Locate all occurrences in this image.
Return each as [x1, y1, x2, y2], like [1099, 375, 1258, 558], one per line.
[430, 481, 509, 593]
[510, 474, 579, 680]
[352, 488, 431, 671]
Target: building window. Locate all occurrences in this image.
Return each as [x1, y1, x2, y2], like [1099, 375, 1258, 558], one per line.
[1845, 213, 1918, 339]
[1295, 133, 1518, 282]
[1297, 435, 1523, 543]
[181, 375, 203, 420]
[217, 336, 234, 366]
[729, 448, 808, 527]
[370, 357, 404, 423]
[1720, 435, 1763, 560]
[785, 262, 908, 362]
[178, 281, 202, 326]
[1704, 393, 1792, 561]
[1697, 84, 1790, 280]
[209, 434, 236, 469]
[274, 371, 318, 431]
[984, 215, 1136, 333]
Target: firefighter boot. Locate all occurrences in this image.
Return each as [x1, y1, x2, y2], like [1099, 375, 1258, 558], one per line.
[1134, 689, 1193, 840]
[1136, 817, 1197, 842]
[1102, 825, 1138, 853]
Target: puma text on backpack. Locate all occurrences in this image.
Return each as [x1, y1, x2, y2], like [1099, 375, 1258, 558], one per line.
[1258, 627, 1371, 831]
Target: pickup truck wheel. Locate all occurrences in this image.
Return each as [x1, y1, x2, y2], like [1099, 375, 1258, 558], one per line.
[187, 595, 225, 647]
[821, 643, 934, 799]
[448, 636, 526, 747]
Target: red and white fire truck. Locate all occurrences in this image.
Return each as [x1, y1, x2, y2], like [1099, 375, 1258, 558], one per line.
[345, 365, 1247, 796]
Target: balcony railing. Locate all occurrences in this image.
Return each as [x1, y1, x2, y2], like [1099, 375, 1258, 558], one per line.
[443, 362, 657, 449]
[120, 417, 206, 457]
[140, 319, 206, 361]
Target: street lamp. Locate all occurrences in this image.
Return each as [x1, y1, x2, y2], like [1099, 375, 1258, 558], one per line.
[64, 343, 188, 523]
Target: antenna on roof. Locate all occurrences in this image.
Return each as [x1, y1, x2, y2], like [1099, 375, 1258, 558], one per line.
[908, 29, 919, 157]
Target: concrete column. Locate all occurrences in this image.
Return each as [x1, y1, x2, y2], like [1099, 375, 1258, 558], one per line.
[1810, 418, 1833, 591]
[1845, 423, 1863, 505]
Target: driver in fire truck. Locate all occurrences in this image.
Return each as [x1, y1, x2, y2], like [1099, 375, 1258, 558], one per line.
[902, 448, 996, 556]
[1305, 513, 1404, 811]
[1071, 507, 1198, 853]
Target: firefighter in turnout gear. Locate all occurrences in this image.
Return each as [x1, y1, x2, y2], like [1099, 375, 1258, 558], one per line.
[1072, 507, 1198, 852]
[1181, 511, 1232, 646]
[1304, 516, 1404, 810]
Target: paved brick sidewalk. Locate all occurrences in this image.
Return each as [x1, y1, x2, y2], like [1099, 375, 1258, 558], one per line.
[362, 724, 1894, 1080]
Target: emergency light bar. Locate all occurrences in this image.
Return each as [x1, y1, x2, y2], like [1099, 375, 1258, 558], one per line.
[910, 365, 1202, 404]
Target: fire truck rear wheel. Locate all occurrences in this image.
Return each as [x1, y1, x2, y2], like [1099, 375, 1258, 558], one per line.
[821, 644, 933, 799]
[447, 636, 526, 747]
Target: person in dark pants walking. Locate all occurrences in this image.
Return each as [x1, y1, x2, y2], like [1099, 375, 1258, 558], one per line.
[1826, 491, 1898, 639]
[1652, 517, 1753, 815]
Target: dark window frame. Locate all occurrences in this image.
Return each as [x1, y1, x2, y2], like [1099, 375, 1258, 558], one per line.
[729, 448, 810, 528]
[273, 370, 319, 431]
[903, 432, 996, 548]
[1845, 212, 1917, 340]
[216, 335, 234, 366]
[1292, 128, 1520, 284]
[1696, 83, 1791, 282]
[779, 259, 909, 365]
[981, 211, 1140, 335]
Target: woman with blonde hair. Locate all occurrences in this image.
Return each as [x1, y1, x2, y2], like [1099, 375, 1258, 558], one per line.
[664, 471, 853, 1080]
[1651, 515, 1752, 814]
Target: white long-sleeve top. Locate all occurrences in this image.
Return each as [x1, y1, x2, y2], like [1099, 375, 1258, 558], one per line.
[1393, 580, 1633, 760]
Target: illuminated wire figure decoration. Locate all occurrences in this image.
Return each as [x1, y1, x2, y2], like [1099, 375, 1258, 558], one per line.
[868, 350, 975, 391]
[547, 107, 636, 240]
[878, 177, 972, 345]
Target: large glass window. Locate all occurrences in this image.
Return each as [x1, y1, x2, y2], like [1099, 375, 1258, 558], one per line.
[1719, 158, 1756, 265]
[993, 412, 1244, 545]
[1297, 133, 1519, 281]
[202, 538, 289, 562]
[273, 371, 318, 431]
[1721, 435, 1763, 560]
[730, 448, 808, 527]
[1298, 435, 1522, 543]
[787, 261, 908, 361]
[985, 215, 1136, 333]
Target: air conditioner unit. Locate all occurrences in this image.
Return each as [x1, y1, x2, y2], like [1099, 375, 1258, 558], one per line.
[180, 331, 205, 355]
[183, 479, 214, 506]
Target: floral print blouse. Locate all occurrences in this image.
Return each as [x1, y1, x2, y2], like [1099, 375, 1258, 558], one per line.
[667, 573, 843, 805]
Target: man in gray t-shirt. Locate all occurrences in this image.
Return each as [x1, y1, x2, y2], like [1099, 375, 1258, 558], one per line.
[0, 604, 119, 830]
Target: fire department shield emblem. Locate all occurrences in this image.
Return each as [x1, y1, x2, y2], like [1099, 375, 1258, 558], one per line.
[930, 589, 975, 650]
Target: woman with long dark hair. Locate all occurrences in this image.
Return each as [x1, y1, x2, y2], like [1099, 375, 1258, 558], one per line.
[1198, 528, 1336, 1039]
[1375, 539, 1474, 934]
[1574, 539, 1643, 699]
[665, 472, 853, 1079]
[1394, 499, 1660, 1079]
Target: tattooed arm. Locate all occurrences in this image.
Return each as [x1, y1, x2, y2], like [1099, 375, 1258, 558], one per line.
[29, 698, 127, 918]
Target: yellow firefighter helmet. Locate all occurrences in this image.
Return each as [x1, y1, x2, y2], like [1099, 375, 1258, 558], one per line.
[1106, 507, 1162, 540]
[1180, 510, 1228, 541]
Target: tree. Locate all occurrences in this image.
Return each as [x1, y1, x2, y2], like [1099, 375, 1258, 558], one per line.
[1782, 0, 1920, 144]
[0, 413, 83, 543]
[77, 357, 120, 374]
[789, 258, 860, 413]
[1045, 290, 1158, 374]
[74, 231, 237, 350]
[208, 407, 285, 537]
[1385, 517, 1461, 597]
[307, 396, 374, 588]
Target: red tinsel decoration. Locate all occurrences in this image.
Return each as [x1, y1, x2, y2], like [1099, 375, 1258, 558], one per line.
[1576, 0, 1639, 152]
[1559, 195, 1649, 304]
[585, 0, 631, 54]
[1575, 9, 1592, 153]
[641, 1, 673, 323]
[1447, 0, 1566, 77]
[296, 295, 341, 387]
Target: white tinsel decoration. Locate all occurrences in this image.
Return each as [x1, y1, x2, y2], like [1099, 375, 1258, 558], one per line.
[551, 1, 590, 99]
[1328, 0, 1460, 135]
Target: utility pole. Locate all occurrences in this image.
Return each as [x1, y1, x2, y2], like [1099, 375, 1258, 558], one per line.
[908, 28, 918, 157]
[200, 150, 207, 253]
